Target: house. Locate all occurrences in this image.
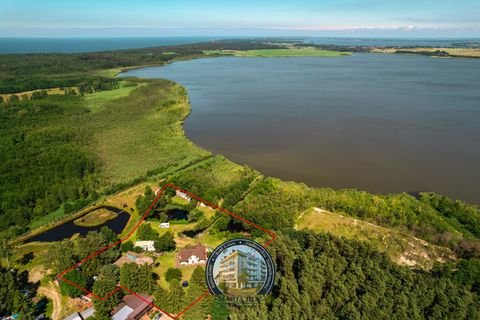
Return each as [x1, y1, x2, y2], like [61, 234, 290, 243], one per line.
[111, 294, 153, 320]
[114, 251, 153, 267]
[134, 240, 155, 252]
[176, 190, 191, 201]
[160, 222, 170, 228]
[176, 244, 208, 267]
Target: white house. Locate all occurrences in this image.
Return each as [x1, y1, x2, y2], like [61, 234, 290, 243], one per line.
[176, 190, 191, 201]
[176, 244, 208, 267]
[134, 240, 155, 252]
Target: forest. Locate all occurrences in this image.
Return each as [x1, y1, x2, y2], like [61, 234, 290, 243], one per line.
[0, 94, 99, 235]
[228, 231, 480, 319]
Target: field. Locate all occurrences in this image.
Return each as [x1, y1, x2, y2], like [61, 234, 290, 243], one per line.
[297, 207, 455, 269]
[371, 47, 480, 58]
[85, 80, 211, 185]
[204, 48, 351, 57]
[82, 82, 141, 112]
[73, 208, 118, 227]
[0, 87, 79, 101]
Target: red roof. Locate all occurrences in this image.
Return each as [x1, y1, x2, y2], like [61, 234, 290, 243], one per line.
[177, 244, 207, 263]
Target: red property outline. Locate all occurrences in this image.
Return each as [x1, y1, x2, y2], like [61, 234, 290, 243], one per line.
[57, 183, 276, 319]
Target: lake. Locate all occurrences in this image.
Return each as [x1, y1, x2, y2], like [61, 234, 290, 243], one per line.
[26, 206, 130, 243]
[121, 54, 480, 204]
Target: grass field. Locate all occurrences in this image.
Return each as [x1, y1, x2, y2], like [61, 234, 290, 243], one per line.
[85, 80, 210, 185]
[297, 208, 454, 269]
[205, 48, 351, 57]
[83, 82, 141, 112]
[371, 47, 480, 58]
[73, 208, 118, 227]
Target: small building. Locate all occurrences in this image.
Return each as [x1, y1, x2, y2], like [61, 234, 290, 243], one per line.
[111, 294, 153, 320]
[176, 244, 208, 267]
[176, 190, 191, 201]
[114, 251, 153, 267]
[134, 240, 155, 252]
[63, 307, 95, 320]
[160, 222, 170, 229]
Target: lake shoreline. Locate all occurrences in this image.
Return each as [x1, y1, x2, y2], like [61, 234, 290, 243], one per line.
[120, 54, 480, 204]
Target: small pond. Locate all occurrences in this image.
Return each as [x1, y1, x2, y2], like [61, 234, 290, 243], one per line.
[25, 206, 130, 243]
[165, 209, 189, 221]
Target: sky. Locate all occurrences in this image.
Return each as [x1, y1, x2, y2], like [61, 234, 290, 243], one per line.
[1, 0, 479, 37]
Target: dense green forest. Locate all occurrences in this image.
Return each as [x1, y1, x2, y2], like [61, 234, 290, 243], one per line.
[229, 231, 480, 319]
[0, 95, 99, 234]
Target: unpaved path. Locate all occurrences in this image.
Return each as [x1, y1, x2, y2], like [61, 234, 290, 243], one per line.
[38, 283, 62, 320]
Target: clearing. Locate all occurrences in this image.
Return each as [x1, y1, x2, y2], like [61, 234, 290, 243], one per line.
[297, 207, 455, 269]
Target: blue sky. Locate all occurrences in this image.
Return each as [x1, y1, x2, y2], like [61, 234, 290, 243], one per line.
[1, 0, 479, 37]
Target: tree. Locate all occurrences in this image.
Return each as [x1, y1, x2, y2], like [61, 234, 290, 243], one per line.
[60, 270, 88, 297]
[99, 264, 120, 283]
[92, 277, 122, 320]
[121, 240, 135, 253]
[100, 226, 118, 244]
[184, 266, 209, 320]
[136, 186, 156, 215]
[165, 268, 182, 283]
[168, 279, 185, 313]
[153, 285, 171, 311]
[120, 263, 157, 294]
[0, 268, 35, 318]
[136, 224, 158, 241]
[49, 240, 77, 274]
[0, 238, 12, 268]
[154, 232, 176, 252]
[210, 296, 229, 320]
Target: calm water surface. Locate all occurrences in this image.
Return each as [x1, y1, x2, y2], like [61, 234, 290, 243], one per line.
[26, 206, 130, 243]
[122, 54, 480, 203]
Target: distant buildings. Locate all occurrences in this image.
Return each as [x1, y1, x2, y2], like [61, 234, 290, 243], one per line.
[215, 249, 267, 289]
[134, 240, 155, 252]
[114, 251, 153, 267]
[111, 294, 153, 320]
[176, 244, 208, 267]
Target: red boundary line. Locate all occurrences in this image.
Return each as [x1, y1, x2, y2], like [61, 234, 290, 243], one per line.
[57, 183, 276, 319]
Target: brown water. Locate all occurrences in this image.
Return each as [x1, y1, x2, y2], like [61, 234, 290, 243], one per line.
[121, 54, 480, 204]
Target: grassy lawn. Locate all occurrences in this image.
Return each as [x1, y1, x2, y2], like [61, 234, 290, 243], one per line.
[83, 82, 142, 112]
[73, 208, 118, 227]
[28, 207, 65, 230]
[297, 208, 454, 269]
[204, 48, 351, 57]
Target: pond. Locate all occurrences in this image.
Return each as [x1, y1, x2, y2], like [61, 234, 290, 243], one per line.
[25, 206, 130, 243]
[165, 209, 189, 221]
